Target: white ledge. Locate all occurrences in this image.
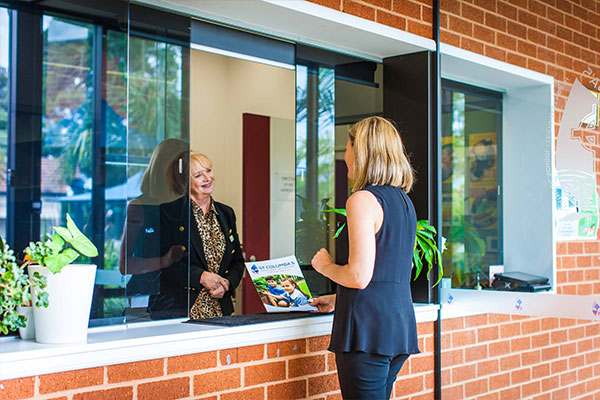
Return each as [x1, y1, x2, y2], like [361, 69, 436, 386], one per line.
[0, 304, 439, 380]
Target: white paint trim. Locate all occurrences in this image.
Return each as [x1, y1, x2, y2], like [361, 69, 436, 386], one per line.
[0, 304, 439, 380]
[190, 43, 295, 70]
[133, 0, 435, 61]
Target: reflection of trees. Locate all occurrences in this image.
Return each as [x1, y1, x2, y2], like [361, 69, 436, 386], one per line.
[0, 66, 7, 188]
[296, 67, 335, 262]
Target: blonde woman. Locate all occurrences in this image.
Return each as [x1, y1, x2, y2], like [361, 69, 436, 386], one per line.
[149, 151, 244, 319]
[311, 116, 419, 399]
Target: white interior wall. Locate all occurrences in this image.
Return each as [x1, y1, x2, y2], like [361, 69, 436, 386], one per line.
[190, 50, 295, 242]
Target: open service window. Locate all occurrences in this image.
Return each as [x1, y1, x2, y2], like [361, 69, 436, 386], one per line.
[440, 44, 556, 292]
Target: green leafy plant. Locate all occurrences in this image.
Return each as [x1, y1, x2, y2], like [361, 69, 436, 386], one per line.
[324, 209, 444, 287]
[24, 214, 98, 274]
[0, 237, 48, 334]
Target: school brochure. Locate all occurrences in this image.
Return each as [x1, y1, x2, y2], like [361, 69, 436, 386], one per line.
[245, 255, 317, 312]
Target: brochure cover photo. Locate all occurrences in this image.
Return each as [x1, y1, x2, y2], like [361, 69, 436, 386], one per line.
[245, 255, 317, 312]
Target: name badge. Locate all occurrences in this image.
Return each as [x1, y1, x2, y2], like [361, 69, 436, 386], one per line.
[229, 234, 234, 242]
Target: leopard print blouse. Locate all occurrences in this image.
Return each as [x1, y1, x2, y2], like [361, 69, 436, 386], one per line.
[189, 199, 226, 319]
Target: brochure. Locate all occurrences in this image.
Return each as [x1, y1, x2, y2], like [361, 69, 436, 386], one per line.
[245, 255, 317, 312]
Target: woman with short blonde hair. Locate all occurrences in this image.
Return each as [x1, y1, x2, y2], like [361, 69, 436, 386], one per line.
[311, 116, 419, 399]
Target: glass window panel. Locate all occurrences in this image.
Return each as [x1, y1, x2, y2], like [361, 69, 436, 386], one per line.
[441, 80, 503, 289]
[0, 8, 8, 239]
[123, 33, 189, 322]
[295, 65, 335, 266]
[41, 16, 94, 248]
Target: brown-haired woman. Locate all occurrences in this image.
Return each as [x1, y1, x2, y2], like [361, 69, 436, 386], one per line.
[311, 116, 419, 399]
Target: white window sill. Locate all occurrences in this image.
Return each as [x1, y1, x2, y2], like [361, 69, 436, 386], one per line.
[0, 304, 439, 380]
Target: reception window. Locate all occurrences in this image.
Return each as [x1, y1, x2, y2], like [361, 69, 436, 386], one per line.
[441, 80, 503, 289]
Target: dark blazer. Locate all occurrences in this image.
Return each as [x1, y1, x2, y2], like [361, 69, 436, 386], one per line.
[148, 196, 245, 319]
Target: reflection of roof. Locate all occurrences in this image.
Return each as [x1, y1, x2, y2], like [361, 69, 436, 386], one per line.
[0, 157, 67, 195]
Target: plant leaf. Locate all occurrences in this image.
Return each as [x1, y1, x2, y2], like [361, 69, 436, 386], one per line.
[54, 226, 73, 243]
[49, 234, 65, 254]
[44, 248, 79, 274]
[323, 208, 347, 217]
[333, 223, 346, 239]
[412, 250, 423, 280]
[64, 214, 98, 257]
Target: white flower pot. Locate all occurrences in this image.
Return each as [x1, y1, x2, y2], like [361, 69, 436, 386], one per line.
[16, 305, 35, 340]
[29, 264, 97, 344]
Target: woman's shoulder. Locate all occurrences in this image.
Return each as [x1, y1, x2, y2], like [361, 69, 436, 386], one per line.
[214, 201, 235, 216]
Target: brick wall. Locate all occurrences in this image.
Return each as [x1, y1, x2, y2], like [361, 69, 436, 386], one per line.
[3, 1, 600, 399]
[304, 0, 600, 399]
[0, 324, 435, 399]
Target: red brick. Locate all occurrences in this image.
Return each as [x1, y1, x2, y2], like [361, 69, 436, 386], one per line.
[410, 354, 434, 374]
[478, 326, 499, 342]
[528, 0, 546, 16]
[449, 15, 473, 35]
[511, 336, 530, 352]
[489, 372, 510, 390]
[245, 361, 286, 386]
[506, 20, 526, 38]
[308, 336, 330, 352]
[327, 352, 336, 371]
[465, 344, 488, 362]
[541, 318, 558, 330]
[394, 375, 425, 397]
[441, 30, 461, 46]
[486, 12, 507, 31]
[289, 355, 326, 378]
[342, 0, 376, 20]
[522, 319, 541, 335]
[73, 387, 133, 400]
[267, 379, 307, 400]
[392, 0, 421, 19]
[522, 350, 541, 366]
[560, 370, 577, 386]
[138, 378, 189, 400]
[308, 373, 340, 396]
[542, 346, 559, 361]
[375, 10, 406, 30]
[360, 0, 391, 9]
[222, 387, 264, 400]
[569, 354, 585, 369]
[465, 314, 488, 327]
[0, 377, 35, 399]
[500, 322, 521, 338]
[194, 369, 241, 396]
[511, 367, 531, 384]
[307, 0, 341, 10]
[488, 314, 510, 324]
[465, 378, 488, 397]
[452, 365, 476, 382]
[485, 45, 507, 61]
[462, 3, 484, 23]
[442, 384, 464, 399]
[40, 367, 104, 394]
[497, 2, 518, 19]
[267, 340, 306, 358]
[168, 351, 217, 374]
[442, 317, 464, 331]
[523, 381, 541, 398]
[560, 342, 577, 357]
[107, 360, 163, 383]
[532, 363, 550, 379]
[451, 330, 476, 347]
[407, 20, 431, 38]
[489, 340, 511, 358]
[501, 354, 521, 372]
[507, 52, 527, 68]
[500, 386, 521, 400]
[477, 359, 499, 377]
[441, 349, 464, 367]
[238, 344, 265, 362]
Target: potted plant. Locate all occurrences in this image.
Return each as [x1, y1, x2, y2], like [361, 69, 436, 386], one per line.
[0, 237, 47, 339]
[23, 214, 98, 344]
[324, 209, 444, 286]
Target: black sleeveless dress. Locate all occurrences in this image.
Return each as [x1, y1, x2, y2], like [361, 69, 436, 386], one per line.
[329, 185, 420, 356]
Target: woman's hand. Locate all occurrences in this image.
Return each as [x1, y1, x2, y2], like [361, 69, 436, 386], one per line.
[311, 248, 334, 275]
[200, 271, 230, 292]
[309, 294, 336, 313]
[208, 279, 230, 299]
[160, 245, 186, 269]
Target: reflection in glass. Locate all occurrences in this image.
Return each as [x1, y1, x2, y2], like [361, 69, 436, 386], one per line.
[441, 81, 503, 289]
[295, 65, 335, 266]
[0, 8, 8, 238]
[41, 16, 94, 237]
[122, 33, 188, 322]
